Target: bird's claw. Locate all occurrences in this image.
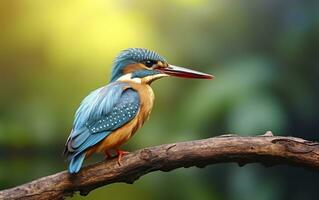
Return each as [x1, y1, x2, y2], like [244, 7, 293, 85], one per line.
[104, 150, 112, 160]
[117, 150, 129, 166]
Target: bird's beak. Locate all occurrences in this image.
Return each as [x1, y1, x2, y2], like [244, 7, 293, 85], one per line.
[157, 64, 214, 79]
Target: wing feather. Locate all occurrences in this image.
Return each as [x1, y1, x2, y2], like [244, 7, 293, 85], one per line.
[64, 82, 140, 158]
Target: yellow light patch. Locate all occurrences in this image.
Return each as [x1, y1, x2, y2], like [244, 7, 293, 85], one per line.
[11, 0, 157, 72]
[172, 0, 208, 7]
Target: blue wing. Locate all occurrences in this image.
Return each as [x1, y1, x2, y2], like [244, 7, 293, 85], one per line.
[64, 81, 140, 173]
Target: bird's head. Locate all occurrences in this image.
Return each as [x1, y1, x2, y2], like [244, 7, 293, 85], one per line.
[110, 48, 213, 84]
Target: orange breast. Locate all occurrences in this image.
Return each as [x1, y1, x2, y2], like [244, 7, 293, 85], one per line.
[85, 81, 155, 157]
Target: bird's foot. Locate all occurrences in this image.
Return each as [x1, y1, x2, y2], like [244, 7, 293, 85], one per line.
[104, 150, 112, 159]
[116, 149, 129, 166]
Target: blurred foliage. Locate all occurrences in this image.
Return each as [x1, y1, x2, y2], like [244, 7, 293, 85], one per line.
[0, 0, 319, 200]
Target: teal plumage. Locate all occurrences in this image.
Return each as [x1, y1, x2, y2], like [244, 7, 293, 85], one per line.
[65, 82, 140, 173]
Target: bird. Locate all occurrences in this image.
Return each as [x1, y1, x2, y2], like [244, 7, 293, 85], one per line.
[64, 48, 213, 173]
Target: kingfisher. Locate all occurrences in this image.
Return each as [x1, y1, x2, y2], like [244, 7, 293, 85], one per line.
[64, 48, 213, 173]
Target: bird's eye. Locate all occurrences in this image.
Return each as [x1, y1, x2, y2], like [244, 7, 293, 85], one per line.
[143, 60, 157, 68]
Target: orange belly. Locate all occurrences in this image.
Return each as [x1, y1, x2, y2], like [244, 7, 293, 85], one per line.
[85, 81, 154, 157]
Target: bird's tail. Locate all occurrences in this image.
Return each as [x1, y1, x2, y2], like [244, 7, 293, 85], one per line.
[69, 153, 86, 174]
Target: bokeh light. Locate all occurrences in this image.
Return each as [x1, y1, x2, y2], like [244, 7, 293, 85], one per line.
[1, 0, 318, 199]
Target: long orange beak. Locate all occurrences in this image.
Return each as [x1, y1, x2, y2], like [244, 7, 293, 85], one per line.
[158, 65, 214, 79]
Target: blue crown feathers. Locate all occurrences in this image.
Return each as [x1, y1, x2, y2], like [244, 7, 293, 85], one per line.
[110, 48, 166, 82]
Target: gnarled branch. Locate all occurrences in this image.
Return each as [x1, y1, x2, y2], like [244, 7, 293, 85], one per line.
[1, 132, 319, 200]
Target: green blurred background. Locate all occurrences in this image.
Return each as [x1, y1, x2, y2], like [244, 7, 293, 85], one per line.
[1, 0, 319, 199]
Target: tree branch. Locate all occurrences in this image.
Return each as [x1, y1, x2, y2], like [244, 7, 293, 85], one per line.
[1, 132, 319, 200]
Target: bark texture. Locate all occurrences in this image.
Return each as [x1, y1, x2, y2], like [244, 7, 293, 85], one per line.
[1, 132, 319, 200]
